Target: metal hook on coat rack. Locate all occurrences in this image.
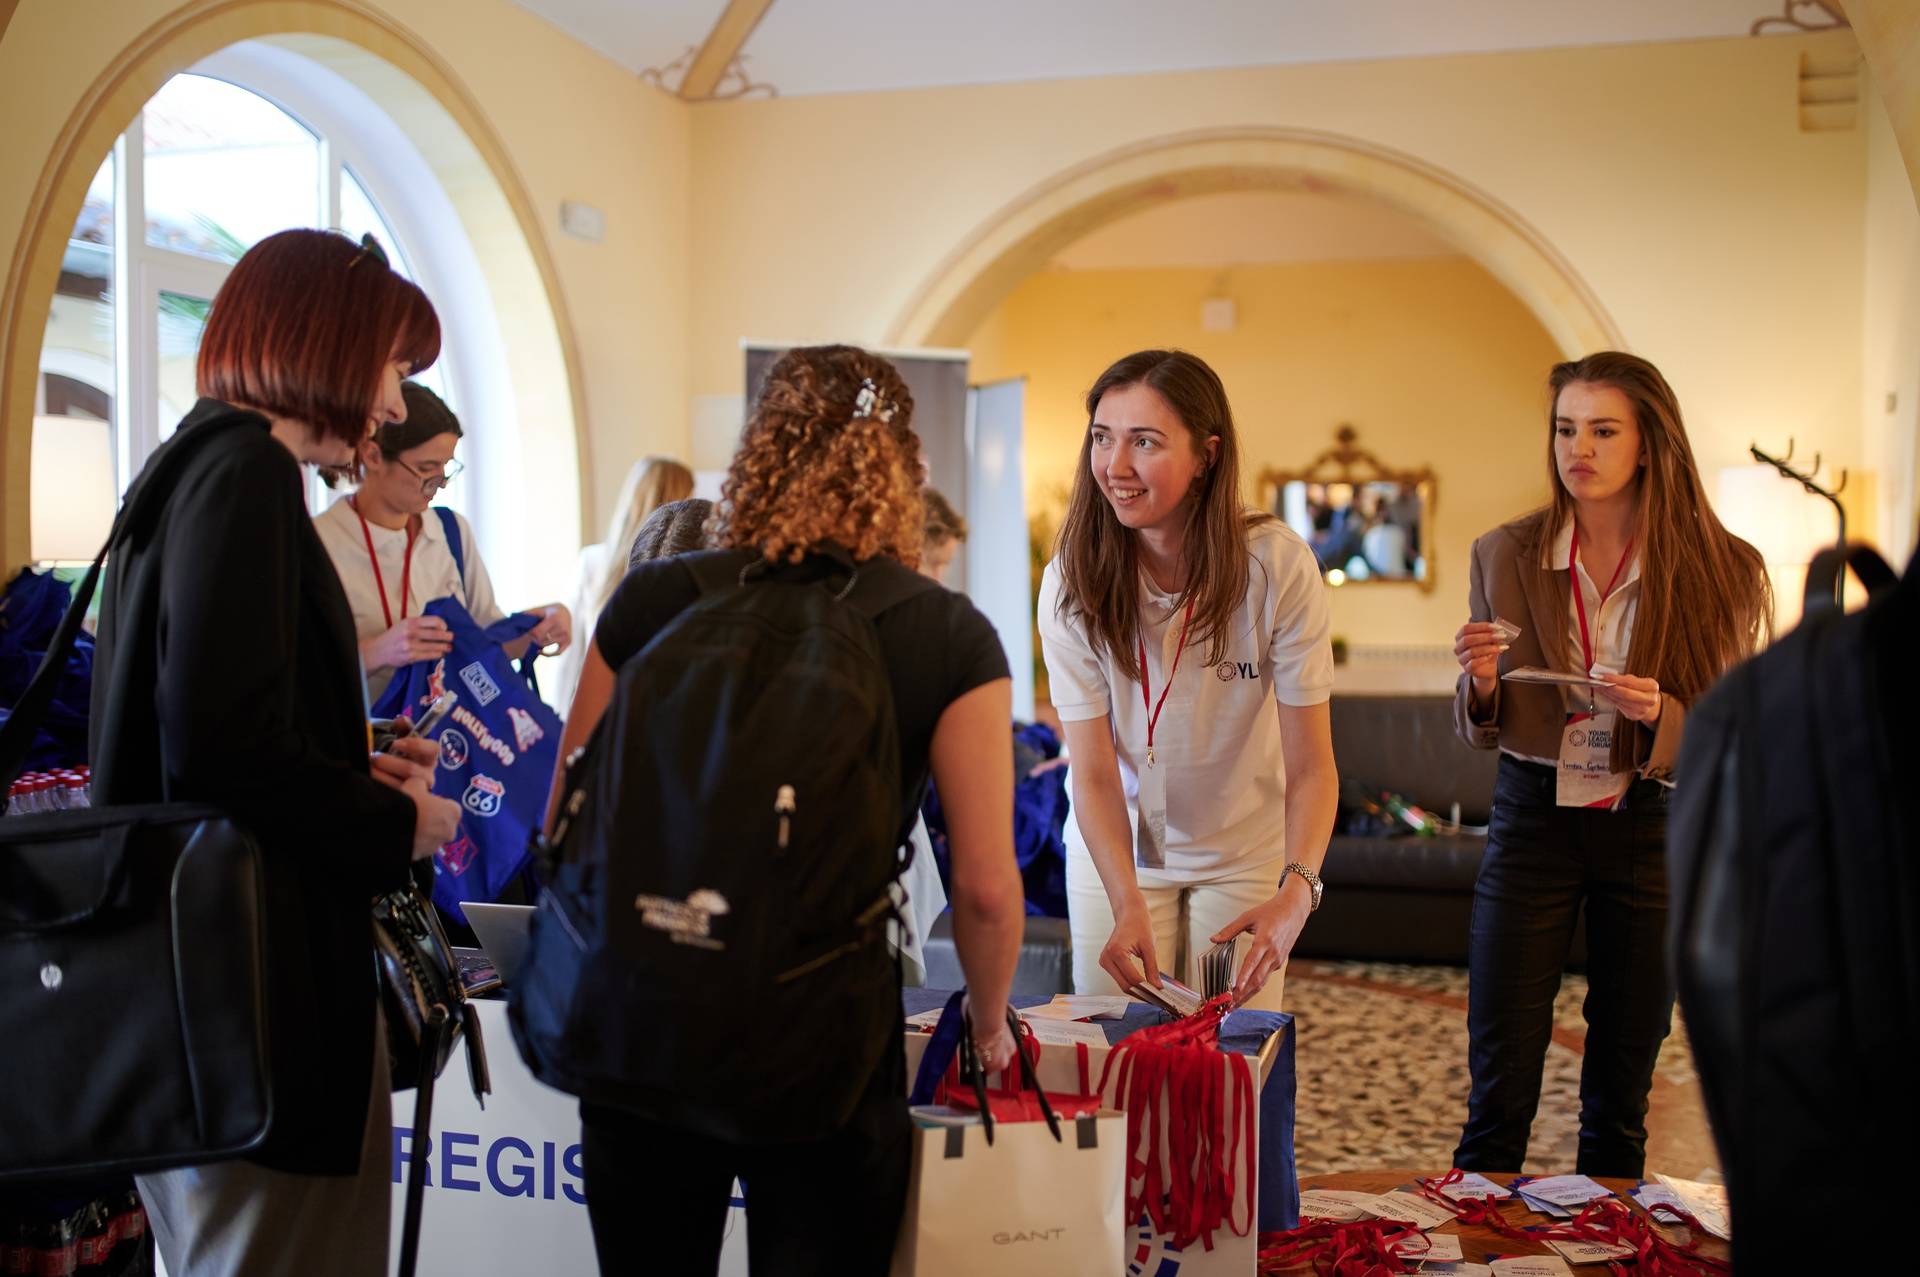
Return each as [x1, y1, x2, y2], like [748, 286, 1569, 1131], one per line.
[1749, 438, 1849, 607]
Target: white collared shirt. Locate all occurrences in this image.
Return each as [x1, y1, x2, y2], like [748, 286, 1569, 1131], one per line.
[1549, 517, 1642, 681]
[313, 495, 504, 707]
[1501, 519, 1643, 767]
[1038, 519, 1333, 882]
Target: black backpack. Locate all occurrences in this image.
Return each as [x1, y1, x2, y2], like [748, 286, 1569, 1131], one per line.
[1669, 541, 1919, 1268]
[508, 549, 937, 1142]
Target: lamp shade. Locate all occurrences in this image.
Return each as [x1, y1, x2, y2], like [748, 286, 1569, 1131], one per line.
[1714, 464, 1837, 567]
[31, 415, 116, 563]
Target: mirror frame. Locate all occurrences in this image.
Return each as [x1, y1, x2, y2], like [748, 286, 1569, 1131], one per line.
[1257, 424, 1439, 594]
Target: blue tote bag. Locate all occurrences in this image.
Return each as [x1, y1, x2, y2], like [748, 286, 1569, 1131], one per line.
[372, 510, 559, 922]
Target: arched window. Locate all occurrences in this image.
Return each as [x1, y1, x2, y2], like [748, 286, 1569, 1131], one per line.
[36, 62, 459, 529]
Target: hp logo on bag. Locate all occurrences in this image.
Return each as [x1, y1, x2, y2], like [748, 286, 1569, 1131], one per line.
[39, 962, 62, 991]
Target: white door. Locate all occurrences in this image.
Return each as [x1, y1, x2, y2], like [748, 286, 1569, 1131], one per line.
[964, 378, 1033, 721]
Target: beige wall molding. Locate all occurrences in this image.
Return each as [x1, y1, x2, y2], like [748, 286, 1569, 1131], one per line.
[0, 0, 590, 569]
[1847, 1, 1920, 201]
[1753, 2, 1849, 35]
[646, 0, 777, 102]
[885, 126, 1625, 361]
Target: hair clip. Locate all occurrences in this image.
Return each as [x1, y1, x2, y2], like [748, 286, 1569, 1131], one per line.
[347, 232, 390, 271]
[852, 378, 896, 423]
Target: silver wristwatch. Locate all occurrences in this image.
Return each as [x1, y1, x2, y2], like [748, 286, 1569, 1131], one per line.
[1283, 861, 1324, 912]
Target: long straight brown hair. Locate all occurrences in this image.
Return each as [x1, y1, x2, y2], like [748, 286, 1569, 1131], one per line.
[1544, 352, 1771, 702]
[1051, 350, 1269, 683]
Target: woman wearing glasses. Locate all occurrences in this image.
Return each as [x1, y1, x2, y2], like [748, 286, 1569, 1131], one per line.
[315, 380, 572, 706]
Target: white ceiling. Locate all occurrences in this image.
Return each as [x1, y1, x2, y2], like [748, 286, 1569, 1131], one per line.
[510, 0, 1839, 98]
[1048, 190, 1457, 271]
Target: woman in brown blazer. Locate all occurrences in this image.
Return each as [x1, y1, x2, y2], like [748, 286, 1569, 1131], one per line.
[1450, 352, 1769, 1177]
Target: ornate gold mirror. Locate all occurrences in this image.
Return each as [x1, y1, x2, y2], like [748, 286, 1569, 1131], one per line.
[1257, 425, 1437, 592]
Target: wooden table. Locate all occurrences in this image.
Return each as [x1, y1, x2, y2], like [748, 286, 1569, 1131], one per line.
[1285, 1170, 1731, 1269]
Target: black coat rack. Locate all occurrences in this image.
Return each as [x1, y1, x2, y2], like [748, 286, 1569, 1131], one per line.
[1749, 439, 1847, 607]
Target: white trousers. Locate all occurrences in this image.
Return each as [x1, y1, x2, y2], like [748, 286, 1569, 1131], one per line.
[1066, 842, 1290, 1012]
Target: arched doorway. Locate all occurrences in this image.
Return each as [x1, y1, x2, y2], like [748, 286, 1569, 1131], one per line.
[888, 126, 1622, 359]
[0, 0, 586, 603]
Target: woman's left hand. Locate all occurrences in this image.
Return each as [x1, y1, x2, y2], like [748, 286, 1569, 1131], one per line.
[1210, 878, 1313, 1008]
[1596, 672, 1662, 724]
[526, 604, 573, 654]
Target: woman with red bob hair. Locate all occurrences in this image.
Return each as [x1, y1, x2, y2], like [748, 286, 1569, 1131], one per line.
[90, 229, 463, 1276]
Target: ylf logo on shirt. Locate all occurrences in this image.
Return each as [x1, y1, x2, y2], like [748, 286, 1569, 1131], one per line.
[1214, 660, 1258, 682]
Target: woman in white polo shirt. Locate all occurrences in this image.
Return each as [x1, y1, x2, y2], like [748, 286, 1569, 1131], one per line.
[315, 381, 572, 708]
[1038, 350, 1339, 1013]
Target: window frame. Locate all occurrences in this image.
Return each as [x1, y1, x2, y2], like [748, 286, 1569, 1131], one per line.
[89, 49, 477, 507]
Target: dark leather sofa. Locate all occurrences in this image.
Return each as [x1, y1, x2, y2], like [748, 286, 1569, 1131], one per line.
[1298, 693, 1585, 967]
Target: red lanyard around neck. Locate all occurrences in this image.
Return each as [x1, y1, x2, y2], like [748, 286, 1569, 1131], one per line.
[353, 497, 416, 631]
[1569, 522, 1634, 673]
[1138, 599, 1196, 766]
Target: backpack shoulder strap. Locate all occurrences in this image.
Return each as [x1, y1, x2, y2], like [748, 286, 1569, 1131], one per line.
[679, 549, 760, 597]
[842, 559, 941, 622]
[434, 507, 466, 586]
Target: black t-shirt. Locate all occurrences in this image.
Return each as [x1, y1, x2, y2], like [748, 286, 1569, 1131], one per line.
[594, 550, 1010, 815]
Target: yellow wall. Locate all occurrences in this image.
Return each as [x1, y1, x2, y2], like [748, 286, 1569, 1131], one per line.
[1862, 68, 1920, 565]
[967, 256, 1563, 648]
[0, 0, 691, 560]
[688, 31, 1869, 529]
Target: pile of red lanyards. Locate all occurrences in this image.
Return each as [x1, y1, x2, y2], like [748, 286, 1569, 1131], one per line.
[1095, 991, 1258, 1251]
[1254, 1169, 1732, 1275]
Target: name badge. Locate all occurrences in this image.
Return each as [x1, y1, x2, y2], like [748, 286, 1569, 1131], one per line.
[1555, 710, 1629, 809]
[1134, 753, 1168, 870]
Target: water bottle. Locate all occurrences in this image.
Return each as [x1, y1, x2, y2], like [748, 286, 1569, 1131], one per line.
[66, 773, 90, 809]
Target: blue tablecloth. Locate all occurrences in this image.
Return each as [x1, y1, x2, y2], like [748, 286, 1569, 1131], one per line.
[902, 989, 1299, 1231]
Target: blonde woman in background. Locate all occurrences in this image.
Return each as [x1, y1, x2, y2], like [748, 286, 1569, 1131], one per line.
[551, 456, 694, 710]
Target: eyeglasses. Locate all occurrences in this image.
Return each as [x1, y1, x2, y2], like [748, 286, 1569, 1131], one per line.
[400, 456, 463, 495]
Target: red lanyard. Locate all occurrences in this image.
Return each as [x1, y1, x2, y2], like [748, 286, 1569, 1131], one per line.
[1569, 523, 1634, 674]
[353, 497, 416, 631]
[1138, 599, 1196, 766]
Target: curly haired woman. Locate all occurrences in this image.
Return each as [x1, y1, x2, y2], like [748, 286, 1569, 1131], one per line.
[546, 345, 1024, 1277]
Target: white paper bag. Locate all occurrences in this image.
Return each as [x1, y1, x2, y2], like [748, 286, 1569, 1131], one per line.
[891, 1111, 1126, 1277]
[904, 1021, 1287, 1276]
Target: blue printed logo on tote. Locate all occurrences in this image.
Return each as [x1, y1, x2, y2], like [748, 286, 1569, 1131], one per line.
[373, 597, 558, 922]
[370, 511, 560, 923]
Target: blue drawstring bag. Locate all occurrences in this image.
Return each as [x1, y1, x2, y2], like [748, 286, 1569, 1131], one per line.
[371, 511, 559, 923]
[0, 569, 94, 772]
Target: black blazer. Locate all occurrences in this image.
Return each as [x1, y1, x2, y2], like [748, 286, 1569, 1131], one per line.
[90, 399, 416, 1176]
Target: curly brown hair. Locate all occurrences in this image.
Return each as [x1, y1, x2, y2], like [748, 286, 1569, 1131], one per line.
[712, 345, 925, 566]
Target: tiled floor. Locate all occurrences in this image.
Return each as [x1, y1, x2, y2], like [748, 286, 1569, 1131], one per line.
[1286, 960, 1720, 1181]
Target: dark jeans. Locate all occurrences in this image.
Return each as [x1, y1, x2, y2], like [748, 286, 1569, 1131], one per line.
[1454, 754, 1674, 1178]
[579, 1034, 910, 1276]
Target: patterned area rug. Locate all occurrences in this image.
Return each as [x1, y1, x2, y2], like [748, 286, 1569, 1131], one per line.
[1286, 960, 1720, 1181]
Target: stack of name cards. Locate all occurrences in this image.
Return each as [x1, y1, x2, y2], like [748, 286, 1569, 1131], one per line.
[1645, 1172, 1732, 1241]
[1508, 1174, 1615, 1218]
[1484, 1259, 1575, 1276]
[1433, 1171, 1513, 1203]
[1296, 1188, 1456, 1231]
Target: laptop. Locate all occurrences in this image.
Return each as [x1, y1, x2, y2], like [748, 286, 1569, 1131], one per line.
[463, 902, 536, 988]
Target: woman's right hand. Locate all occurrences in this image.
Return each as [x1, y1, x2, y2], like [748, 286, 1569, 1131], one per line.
[964, 1000, 1020, 1076]
[1454, 620, 1506, 704]
[1100, 895, 1161, 992]
[362, 615, 453, 670]
[371, 750, 462, 860]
